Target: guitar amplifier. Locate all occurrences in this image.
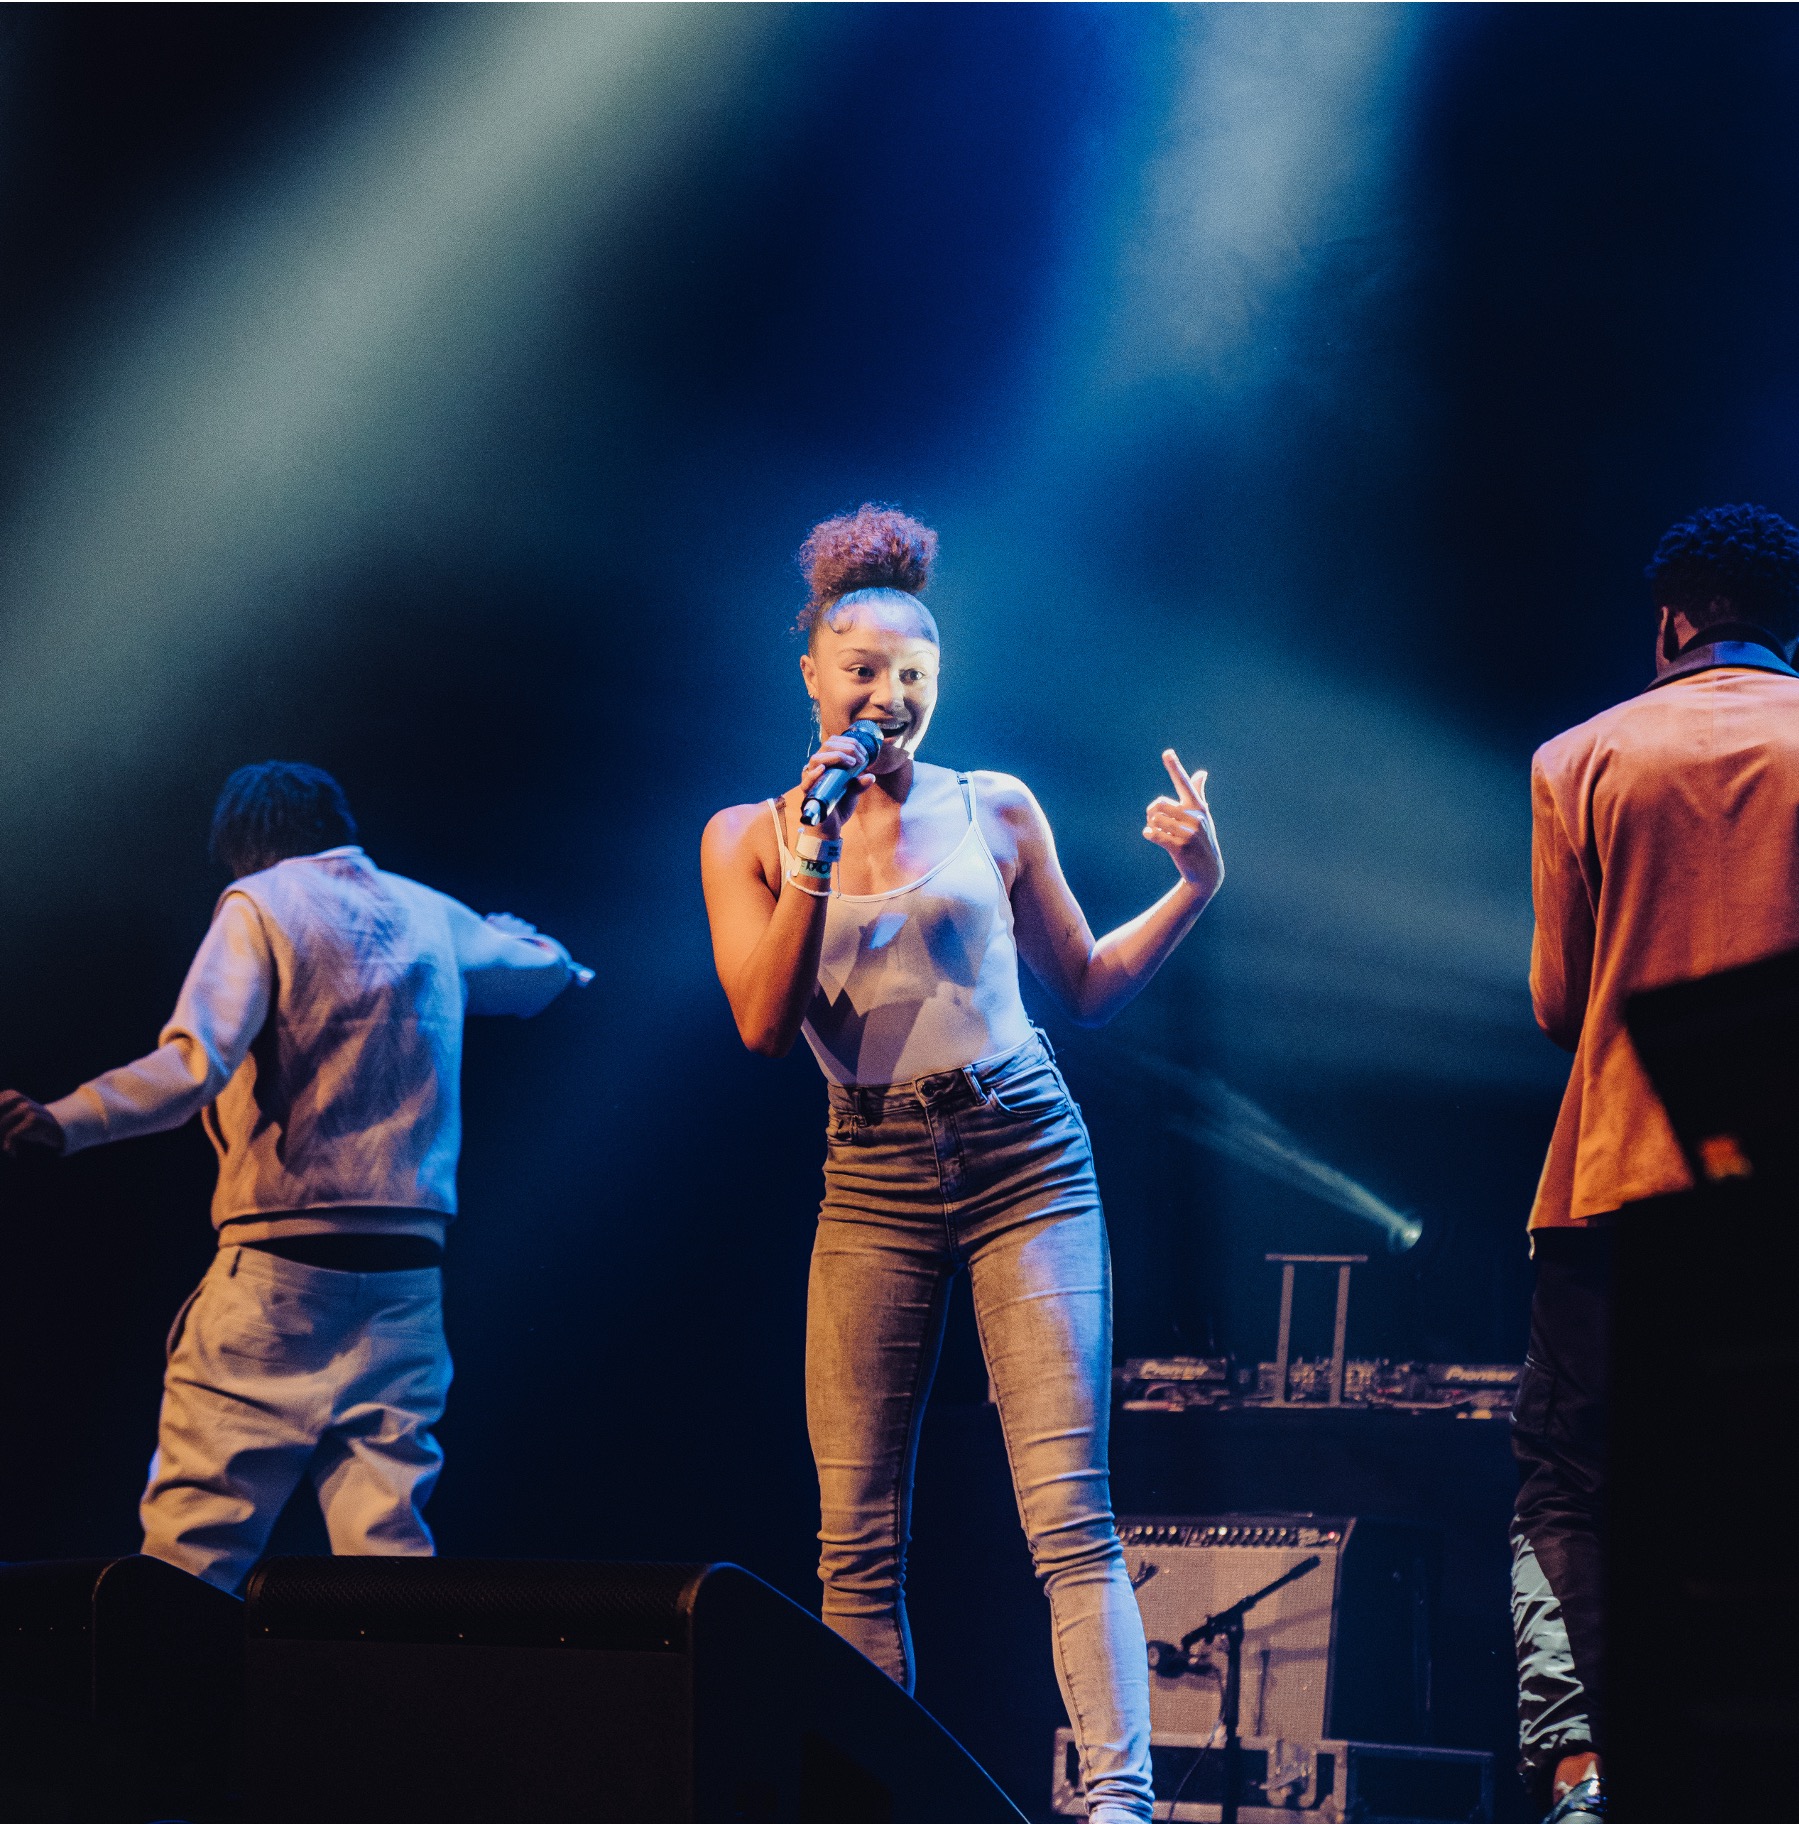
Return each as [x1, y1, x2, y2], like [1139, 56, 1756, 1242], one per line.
[1121, 1514, 1435, 1746]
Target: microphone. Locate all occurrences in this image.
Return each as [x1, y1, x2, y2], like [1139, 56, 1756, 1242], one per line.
[1146, 1639, 1205, 1679]
[801, 720, 884, 827]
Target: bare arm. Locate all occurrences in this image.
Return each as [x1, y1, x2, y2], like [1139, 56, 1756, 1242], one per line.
[700, 733, 873, 1056]
[1003, 750, 1223, 1028]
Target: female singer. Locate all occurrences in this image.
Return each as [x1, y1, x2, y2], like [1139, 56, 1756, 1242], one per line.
[700, 505, 1223, 1822]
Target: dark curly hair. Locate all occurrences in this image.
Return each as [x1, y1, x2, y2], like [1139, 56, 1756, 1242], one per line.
[1645, 503, 1799, 643]
[210, 761, 357, 879]
[796, 504, 938, 639]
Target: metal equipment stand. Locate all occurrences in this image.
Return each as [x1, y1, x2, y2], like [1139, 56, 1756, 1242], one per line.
[1266, 1253, 1367, 1405]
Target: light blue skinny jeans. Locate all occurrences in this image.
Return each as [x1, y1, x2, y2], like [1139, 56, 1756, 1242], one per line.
[805, 1033, 1155, 1822]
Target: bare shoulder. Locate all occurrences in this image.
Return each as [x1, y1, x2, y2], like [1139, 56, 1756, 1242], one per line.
[702, 798, 779, 871]
[966, 771, 1055, 881]
[968, 769, 1048, 830]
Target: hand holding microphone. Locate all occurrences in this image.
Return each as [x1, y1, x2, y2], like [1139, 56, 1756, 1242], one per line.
[800, 719, 884, 829]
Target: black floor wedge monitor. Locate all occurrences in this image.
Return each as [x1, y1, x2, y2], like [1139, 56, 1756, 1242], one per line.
[243, 1556, 1025, 1824]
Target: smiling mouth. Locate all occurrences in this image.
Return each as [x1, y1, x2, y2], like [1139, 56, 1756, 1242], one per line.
[879, 720, 910, 739]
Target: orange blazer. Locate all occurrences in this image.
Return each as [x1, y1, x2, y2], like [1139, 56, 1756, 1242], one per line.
[1530, 651, 1799, 1228]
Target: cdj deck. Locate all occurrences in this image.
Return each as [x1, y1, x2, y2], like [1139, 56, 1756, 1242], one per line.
[1116, 1357, 1522, 1418]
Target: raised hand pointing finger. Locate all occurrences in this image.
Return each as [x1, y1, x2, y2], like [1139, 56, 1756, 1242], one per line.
[1145, 749, 1223, 896]
[1162, 748, 1207, 809]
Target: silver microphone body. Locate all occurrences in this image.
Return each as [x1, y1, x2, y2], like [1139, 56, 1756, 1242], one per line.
[800, 720, 884, 827]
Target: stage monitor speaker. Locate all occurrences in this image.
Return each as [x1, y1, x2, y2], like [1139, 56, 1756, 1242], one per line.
[242, 1555, 1026, 1824]
[0, 1554, 244, 1824]
[1121, 1514, 1436, 1748]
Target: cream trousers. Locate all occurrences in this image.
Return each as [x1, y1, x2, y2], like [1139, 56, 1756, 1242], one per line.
[141, 1244, 451, 1593]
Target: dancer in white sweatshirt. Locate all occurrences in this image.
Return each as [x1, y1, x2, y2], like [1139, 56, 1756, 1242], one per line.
[0, 760, 582, 1591]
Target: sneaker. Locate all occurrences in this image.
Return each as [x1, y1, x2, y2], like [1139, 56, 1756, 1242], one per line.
[1544, 1776, 1605, 1823]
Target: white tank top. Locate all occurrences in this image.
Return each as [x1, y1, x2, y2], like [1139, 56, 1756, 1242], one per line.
[770, 773, 1035, 1087]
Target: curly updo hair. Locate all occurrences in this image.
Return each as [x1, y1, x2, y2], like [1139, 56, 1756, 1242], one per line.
[1645, 503, 1799, 643]
[796, 504, 938, 640]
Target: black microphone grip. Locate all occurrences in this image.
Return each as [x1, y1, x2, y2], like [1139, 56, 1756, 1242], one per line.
[801, 720, 884, 827]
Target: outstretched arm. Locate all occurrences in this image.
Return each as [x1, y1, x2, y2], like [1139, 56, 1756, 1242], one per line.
[1, 894, 274, 1159]
[1004, 750, 1223, 1028]
[447, 899, 580, 1017]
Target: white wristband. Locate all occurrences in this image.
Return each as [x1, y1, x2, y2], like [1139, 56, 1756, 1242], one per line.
[795, 830, 842, 865]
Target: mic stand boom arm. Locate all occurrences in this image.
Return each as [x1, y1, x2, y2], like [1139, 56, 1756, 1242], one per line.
[1174, 1554, 1322, 1824]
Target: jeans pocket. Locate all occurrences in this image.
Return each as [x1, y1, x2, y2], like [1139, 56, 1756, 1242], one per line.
[985, 1060, 1075, 1124]
[826, 1106, 863, 1148]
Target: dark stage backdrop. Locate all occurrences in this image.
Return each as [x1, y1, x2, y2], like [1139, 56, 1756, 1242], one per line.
[4, 4, 1799, 1815]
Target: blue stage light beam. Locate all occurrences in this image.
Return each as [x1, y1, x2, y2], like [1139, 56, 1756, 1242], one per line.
[933, 7, 1554, 1094]
[995, 1, 1424, 424]
[1025, 625, 1555, 1091]
[0, 5, 774, 914]
[1120, 1045, 1423, 1253]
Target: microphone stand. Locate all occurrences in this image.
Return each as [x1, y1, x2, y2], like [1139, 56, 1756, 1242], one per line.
[1166, 1554, 1322, 1824]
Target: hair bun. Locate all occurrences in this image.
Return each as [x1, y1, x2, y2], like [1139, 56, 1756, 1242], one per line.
[798, 505, 938, 625]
